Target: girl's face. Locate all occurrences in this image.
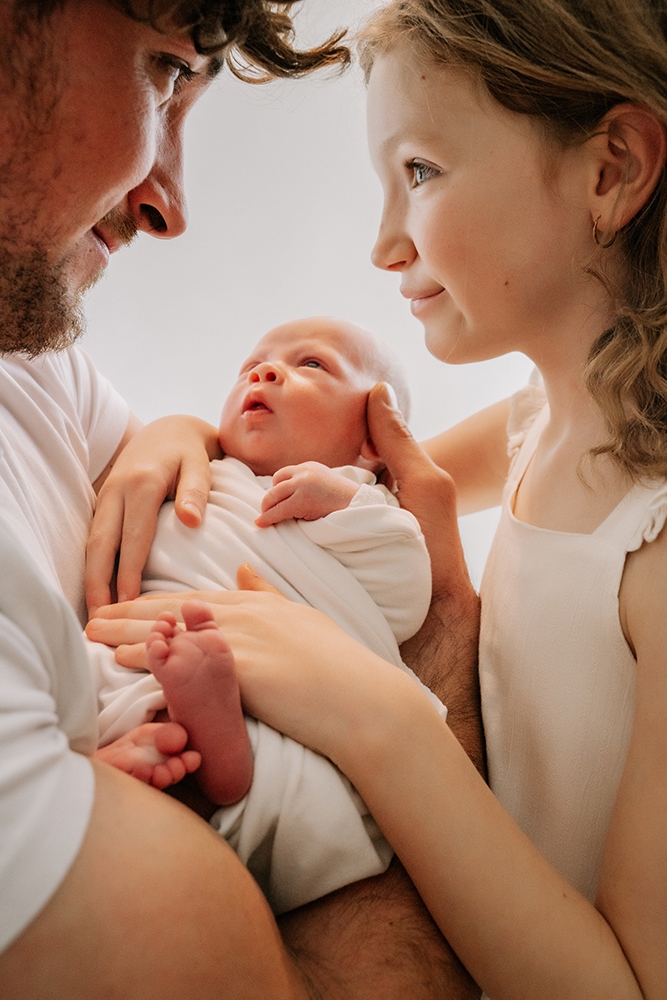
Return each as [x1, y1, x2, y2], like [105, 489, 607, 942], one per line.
[367, 47, 612, 366]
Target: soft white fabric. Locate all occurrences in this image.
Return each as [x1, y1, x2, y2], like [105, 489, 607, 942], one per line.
[91, 456, 438, 914]
[0, 512, 98, 953]
[0, 348, 129, 623]
[0, 347, 126, 953]
[479, 384, 666, 903]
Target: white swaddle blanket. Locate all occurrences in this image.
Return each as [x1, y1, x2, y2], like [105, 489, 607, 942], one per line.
[89, 457, 442, 913]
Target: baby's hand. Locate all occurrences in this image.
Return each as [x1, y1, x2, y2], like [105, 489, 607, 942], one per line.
[256, 462, 360, 527]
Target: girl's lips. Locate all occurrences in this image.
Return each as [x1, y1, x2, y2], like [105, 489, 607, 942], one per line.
[409, 288, 446, 316]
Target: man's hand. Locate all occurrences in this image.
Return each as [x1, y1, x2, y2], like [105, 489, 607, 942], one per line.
[256, 462, 360, 527]
[368, 384, 485, 775]
[86, 415, 222, 616]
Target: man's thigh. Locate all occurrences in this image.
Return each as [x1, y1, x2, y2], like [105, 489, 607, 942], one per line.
[0, 761, 305, 1000]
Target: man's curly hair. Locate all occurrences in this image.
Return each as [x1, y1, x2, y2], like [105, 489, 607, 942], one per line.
[24, 0, 350, 81]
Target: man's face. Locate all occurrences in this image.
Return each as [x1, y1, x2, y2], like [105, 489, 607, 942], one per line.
[219, 318, 377, 477]
[0, 0, 215, 354]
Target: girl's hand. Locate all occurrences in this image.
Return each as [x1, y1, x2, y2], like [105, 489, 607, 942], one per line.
[85, 416, 222, 617]
[86, 568, 416, 765]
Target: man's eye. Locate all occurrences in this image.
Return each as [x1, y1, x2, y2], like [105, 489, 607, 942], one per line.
[407, 160, 440, 187]
[156, 55, 196, 98]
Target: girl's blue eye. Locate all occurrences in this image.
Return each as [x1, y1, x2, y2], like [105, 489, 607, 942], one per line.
[408, 160, 439, 187]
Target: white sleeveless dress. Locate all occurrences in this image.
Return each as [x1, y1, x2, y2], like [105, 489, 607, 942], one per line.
[479, 382, 667, 903]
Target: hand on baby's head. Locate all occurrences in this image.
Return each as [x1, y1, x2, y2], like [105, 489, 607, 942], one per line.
[218, 316, 410, 478]
[255, 462, 361, 527]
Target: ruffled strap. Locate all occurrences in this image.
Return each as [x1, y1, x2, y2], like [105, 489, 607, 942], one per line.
[506, 370, 547, 460]
[626, 481, 667, 552]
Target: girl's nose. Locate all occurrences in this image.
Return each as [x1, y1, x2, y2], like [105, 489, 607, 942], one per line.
[249, 362, 284, 384]
[371, 200, 416, 272]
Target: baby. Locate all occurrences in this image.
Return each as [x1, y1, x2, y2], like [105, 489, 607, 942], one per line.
[90, 316, 440, 912]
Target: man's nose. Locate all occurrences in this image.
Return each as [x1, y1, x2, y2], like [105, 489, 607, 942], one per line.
[127, 122, 188, 239]
[249, 363, 284, 384]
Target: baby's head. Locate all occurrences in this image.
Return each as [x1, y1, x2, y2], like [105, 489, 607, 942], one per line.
[219, 316, 410, 477]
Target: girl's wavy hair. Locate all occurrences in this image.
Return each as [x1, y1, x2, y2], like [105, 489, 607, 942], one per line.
[23, 0, 350, 81]
[359, 0, 667, 481]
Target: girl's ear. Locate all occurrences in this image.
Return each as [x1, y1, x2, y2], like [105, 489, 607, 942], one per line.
[589, 103, 667, 233]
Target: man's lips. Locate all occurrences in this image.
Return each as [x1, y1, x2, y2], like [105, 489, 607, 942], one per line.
[92, 226, 123, 257]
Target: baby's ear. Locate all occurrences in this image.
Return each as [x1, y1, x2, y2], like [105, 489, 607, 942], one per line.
[356, 436, 383, 473]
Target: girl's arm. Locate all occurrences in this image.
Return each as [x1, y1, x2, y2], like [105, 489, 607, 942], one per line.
[421, 397, 512, 515]
[606, 522, 667, 997]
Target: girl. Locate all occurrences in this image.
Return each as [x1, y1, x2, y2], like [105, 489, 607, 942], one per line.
[91, 0, 667, 995]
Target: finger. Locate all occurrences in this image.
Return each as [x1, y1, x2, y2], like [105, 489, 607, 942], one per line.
[173, 452, 212, 528]
[115, 485, 168, 604]
[255, 498, 296, 527]
[260, 480, 294, 513]
[115, 642, 149, 670]
[85, 489, 125, 616]
[271, 465, 298, 486]
[367, 382, 437, 490]
[236, 563, 285, 596]
[87, 617, 156, 646]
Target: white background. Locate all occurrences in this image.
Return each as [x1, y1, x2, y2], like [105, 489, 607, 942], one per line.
[83, 0, 533, 584]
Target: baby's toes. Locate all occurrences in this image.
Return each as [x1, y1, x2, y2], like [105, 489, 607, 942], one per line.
[153, 721, 189, 756]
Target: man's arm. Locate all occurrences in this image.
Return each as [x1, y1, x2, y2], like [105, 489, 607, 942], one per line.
[280, 857, 480, 1000]
[0, 761, 308, 1000]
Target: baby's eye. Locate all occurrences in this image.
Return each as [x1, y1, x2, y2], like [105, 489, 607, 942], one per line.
[301, 359, 323, 369]
[407, 160, 440, 187]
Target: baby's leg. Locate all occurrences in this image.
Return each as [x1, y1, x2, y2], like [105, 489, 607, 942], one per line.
[95, 722, 201, 790]
[146, 600, 254, 805]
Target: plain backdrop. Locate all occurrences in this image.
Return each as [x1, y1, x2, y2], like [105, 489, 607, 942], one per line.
[83, 0, 533, 585]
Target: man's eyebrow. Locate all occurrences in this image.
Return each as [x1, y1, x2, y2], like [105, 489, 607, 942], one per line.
[205, 55, 224, 79]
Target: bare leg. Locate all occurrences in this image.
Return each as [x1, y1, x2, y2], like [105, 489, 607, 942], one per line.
[146, 599, 254, 805]
[94, 722, 201, 790]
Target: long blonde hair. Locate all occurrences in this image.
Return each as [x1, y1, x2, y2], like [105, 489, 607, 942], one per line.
[360, 0, 667, 480]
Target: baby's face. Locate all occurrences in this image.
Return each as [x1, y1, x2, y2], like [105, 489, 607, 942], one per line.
[219, 318, 377, 476]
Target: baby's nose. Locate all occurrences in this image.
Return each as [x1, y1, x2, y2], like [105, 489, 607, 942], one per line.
[249, 363, 282, 383]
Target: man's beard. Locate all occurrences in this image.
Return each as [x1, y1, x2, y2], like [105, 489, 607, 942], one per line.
[0, 241, 88, 357]
[0, 209, 137, 358]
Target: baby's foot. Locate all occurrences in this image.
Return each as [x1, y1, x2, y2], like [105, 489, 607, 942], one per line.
[94, 722, 201, 790]
[146, 600, 254, 805]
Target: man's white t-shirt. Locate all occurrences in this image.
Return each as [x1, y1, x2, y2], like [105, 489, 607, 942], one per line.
[0, 346, 128, 951]
[0, 348, 129, 623]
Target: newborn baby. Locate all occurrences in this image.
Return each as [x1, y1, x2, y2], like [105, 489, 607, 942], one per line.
[90, 316, 440, 912]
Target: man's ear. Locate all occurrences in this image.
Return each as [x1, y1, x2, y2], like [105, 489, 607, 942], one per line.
[588, 103, 667, 234]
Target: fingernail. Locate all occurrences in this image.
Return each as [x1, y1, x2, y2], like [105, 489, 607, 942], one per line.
[383, 383, 399, 409]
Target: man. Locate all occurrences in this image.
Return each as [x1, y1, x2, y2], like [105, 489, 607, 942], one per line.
[0, 2, 483, 996]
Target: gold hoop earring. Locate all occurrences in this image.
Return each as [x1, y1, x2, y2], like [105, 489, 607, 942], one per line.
[593, 216, 617, 249]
